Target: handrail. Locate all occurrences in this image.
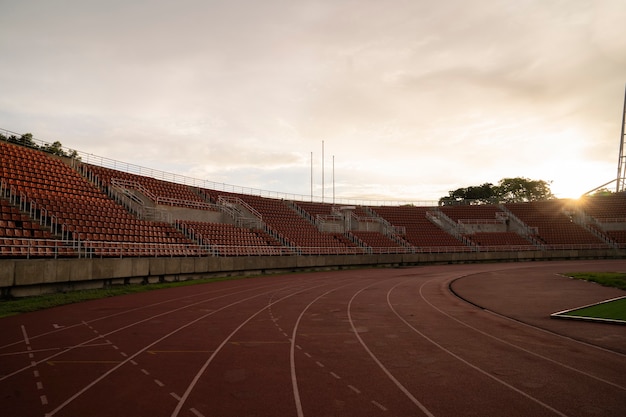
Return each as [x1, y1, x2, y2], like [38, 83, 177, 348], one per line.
[1, 235, 622, 259]
[457, 219, 505, 225]
[217, 196, 263, 220]
[0, 179, 78, 248]
[596, 217, 626, 223]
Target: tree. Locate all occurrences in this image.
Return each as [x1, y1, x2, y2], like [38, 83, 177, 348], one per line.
[494, 177, 554, 203]
[42, 140, 65, 156]
[439, 183, 495, 205]
[17, 133, 36, 148]
[439, 177, 554, 205]
[585, 188, 613, 197]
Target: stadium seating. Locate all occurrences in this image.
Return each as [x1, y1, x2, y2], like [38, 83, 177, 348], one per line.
[84, 164, 217, 210]
[371, 205, 469, 250]
[505, 200, 609, 248]
[231, 194, 361, 255]
[577, 194, 626, 247]
[0, 141, 198, 257]
[349, 230, 405, 253]
[2, 138, 625, 258]
[179, 221, 289, 256]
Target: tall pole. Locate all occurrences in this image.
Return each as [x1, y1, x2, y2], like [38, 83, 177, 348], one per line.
[617, 84, 626, 193]
[332, 155, 335, 206]
[322, 140, 325, 202]
[310, 151, 313, 202]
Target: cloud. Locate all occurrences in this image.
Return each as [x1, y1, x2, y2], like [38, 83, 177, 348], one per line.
[1, 0, 625, 201]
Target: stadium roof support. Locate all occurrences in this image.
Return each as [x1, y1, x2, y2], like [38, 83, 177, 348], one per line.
[617, 84, 626, 193]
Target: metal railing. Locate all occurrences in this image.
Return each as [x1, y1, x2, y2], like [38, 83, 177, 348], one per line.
[1, 237, 622, 259]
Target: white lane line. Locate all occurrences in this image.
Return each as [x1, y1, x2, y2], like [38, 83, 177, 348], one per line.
[371, 400, 388, 411]
[43, 282, 304, 417]
[289, 281, 355, 417]
[425, 278, 626, 391]
[170, 392, 181, 401]
[304, 352, 312, 358]
[141, 369, 150, 376]
[21, 325, 30, 346]
[348, 385, 361, 394]
[330, 372, 341, 380]
[1, 282, 279, 383]
[23, 325, 49, 409]
[189, 408, 205, 417]
[154, 379, 165, 387]
[388, 279, 568, 417]
[0, 342, 116, 358]
[1, 279, 272, 354]
[315, 361, 324, 368]
[171, 283, 331, 417]
[348, 283, 436, 417]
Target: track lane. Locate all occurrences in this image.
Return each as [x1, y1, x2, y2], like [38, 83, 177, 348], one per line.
[43, 279, 310, 417]
[385, 264, 626, 416]
[2, 262, 625, 417]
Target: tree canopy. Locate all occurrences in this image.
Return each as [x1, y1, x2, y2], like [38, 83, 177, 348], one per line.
[1, 132, 80, 160]
[439, 177, 555, 205]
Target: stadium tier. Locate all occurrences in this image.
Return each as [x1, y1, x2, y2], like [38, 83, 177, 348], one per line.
[1, 139, 625, 259]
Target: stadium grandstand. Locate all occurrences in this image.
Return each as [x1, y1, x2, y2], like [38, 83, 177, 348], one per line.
[1, 133, 625, 296]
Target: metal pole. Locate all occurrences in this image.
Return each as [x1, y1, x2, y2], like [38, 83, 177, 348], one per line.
[310, 151, 313, 202]
[333, 155, 335, 206]
[322, 140, 325, 202]
[617, 84, 626, 193]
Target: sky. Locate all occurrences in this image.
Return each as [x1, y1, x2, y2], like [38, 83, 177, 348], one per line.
[1, 0, 625, 204]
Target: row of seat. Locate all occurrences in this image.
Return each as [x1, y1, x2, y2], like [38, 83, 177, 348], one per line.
[3, 139, 626, 257]
[85, 164, 213, 209]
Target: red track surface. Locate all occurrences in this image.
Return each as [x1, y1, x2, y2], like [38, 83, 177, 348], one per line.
[1, 260, 625, 417]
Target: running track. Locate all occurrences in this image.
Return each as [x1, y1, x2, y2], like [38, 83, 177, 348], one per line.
[1, 260, 625, 417]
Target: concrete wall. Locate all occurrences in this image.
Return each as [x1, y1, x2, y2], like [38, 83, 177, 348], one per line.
[1, 249, 624, 297]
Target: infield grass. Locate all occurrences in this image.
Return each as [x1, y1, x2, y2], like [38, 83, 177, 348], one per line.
[557, 297, 626, 322]
[567, 272, 626, 291]
[553, 272, 626, 323]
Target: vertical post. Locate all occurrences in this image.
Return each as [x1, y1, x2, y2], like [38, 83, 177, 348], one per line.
[333, 155, 335, 206]
[322, 140, 325, 202]
[617, 84, 626, 193]
[310, 151, 313, 202]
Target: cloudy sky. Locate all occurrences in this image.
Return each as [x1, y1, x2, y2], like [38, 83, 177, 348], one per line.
[1, 0, 625, 203]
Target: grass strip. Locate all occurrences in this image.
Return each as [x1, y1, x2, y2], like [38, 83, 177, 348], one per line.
[557, 297, 626, 322]
[566, 272, 626, 291]
[0, 275, 248, 318]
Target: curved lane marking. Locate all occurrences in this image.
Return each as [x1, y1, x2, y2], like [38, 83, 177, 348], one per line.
[387, 278, 568, 417]
[45, 280, 306, 416]
[418, 275, 626, 391]
[170, 280, 338, 417]
[289, 281, 354, 417]
[1, 280, 287, 382]
[348, 281, 436, 417]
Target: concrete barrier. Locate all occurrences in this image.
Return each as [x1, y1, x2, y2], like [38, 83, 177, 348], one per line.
[1, 249, 624, 297]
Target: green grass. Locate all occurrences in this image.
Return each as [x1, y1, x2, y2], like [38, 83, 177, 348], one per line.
[566, 272, 626, 291]
[553, 272, 626, 323]
[0, 275, 249, 318]
[558, 297, 626, 322]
